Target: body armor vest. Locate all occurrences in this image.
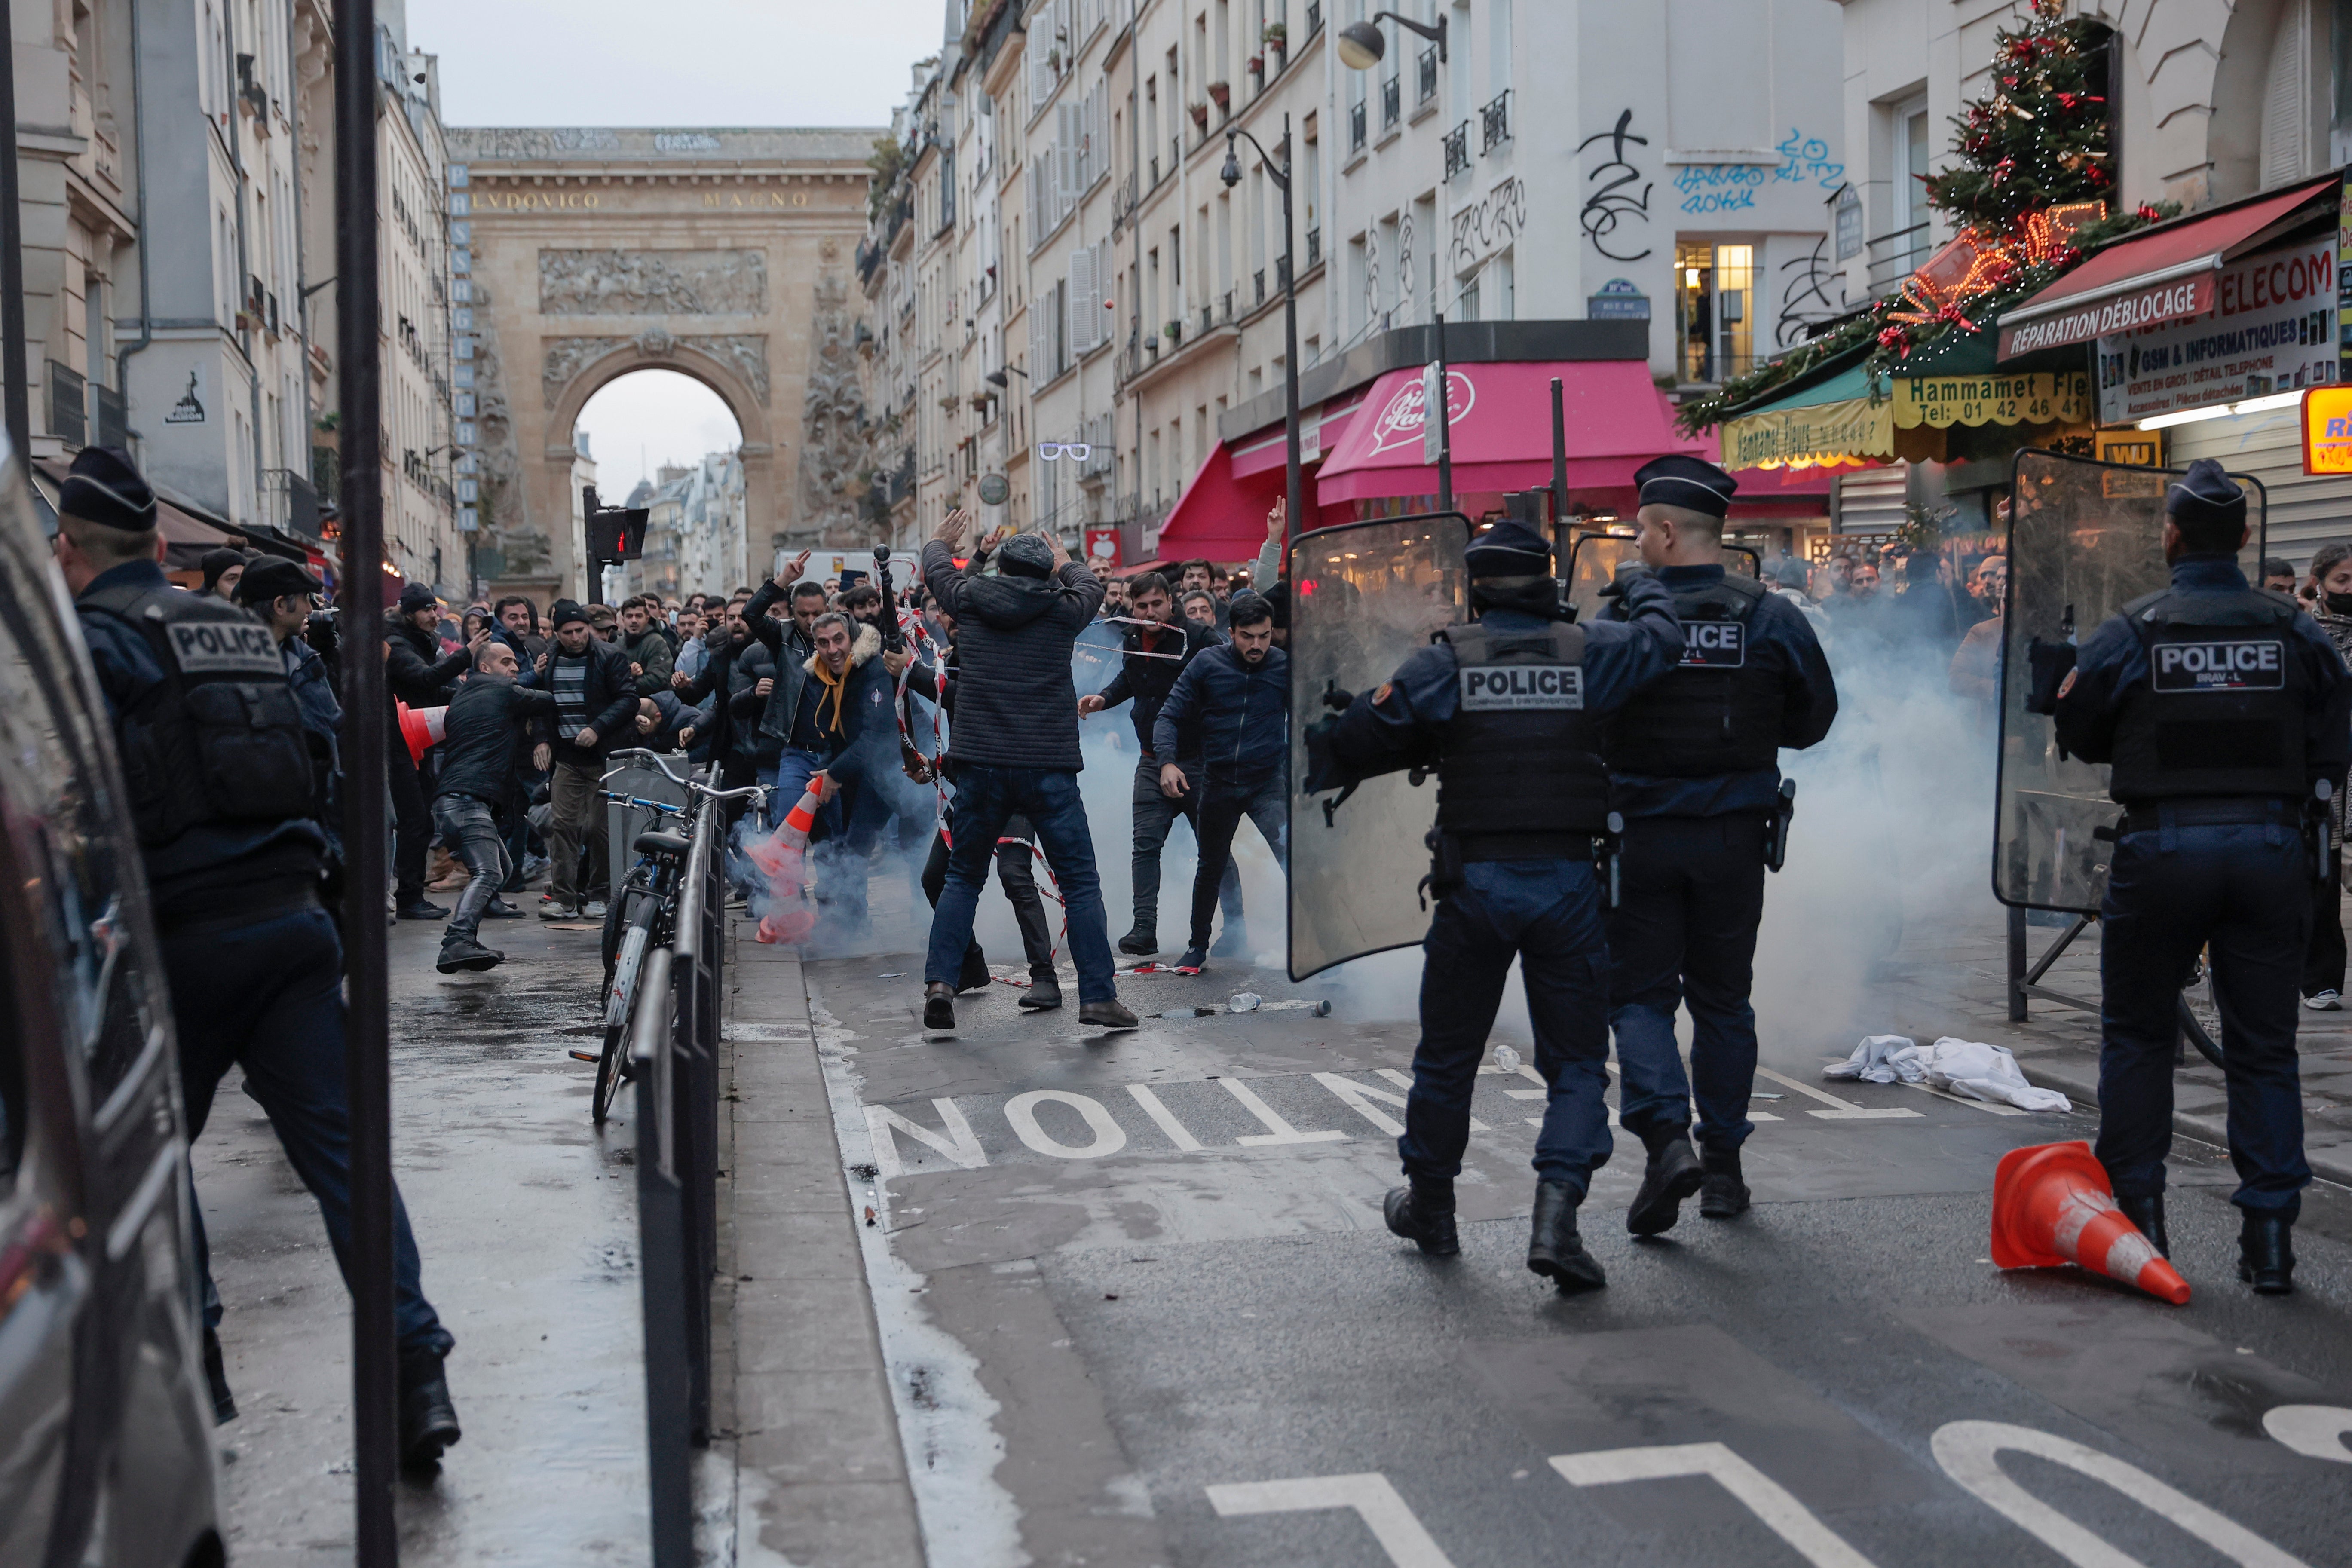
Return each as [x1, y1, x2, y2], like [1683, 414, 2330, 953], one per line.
[1435, 620, 1612, 836]
[80, 582, 320, 847]
[2107, 586, 2306, 804]
[1602, 573, 1782, 777]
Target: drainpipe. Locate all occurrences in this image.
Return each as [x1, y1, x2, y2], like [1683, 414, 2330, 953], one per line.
[226, 0, 264, 530]
[115, 0, 154, 426]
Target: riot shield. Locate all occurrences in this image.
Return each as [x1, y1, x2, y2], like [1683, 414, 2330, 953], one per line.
[1995, 449, 2266, 913]
[1288, 513, 1469, 980]
[1560, 531, 1759, 622]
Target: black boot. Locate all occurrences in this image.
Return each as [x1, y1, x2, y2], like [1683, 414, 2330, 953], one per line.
[1383, 1180, 1459, 1257]
[2116, 1193, 2170, 1258]
[202, 1325, 237, 1424]
[1626, 1129, 1705, 1237]
[1019, 966, 1063, 1010]
[435, 936, 502, 974]
[956, 943, 992, 993]
[1118, 925, 1158, 956]
[2238, 1210, 2296, 1295]
[398, 1347, 462, 1473]
[923, 982, 956, 1032]
[1526, 1180, 1606, 1293]
[1699, 1146, 1751, 1220]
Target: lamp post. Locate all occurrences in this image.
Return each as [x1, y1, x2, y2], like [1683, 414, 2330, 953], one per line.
[1335, 10, 1447, 70]
[1221, 116, 1302, 567]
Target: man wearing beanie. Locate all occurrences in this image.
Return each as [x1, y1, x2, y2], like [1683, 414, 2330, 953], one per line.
[916, 512, 1139, 1033]
[1305, 491, 1684, 1293]
[2054, 458, 2350, 1297]
[384, 580, 478, 919]
[536, 596, 637, 917]
[57, 444, 462, 1468]
[1597, 455, 1838, 1239]
[198, 545, 252, 599]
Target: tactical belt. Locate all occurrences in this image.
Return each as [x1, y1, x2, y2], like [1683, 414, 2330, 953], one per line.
[154, 877, 322, 936]
[1456, 830, 1605, 862]
[2116, 796, 2295, 834]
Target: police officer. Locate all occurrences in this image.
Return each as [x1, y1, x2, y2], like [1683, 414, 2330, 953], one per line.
[52, 446, 464, 1467]
[1308, 505, 1682, 1291]
[1600, 455, 1838, 1235]
[2053, 459, 2349, 1295]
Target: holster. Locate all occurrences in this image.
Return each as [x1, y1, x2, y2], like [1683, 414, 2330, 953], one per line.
[2023, 637, 2077, 716]
[1421, 827, 1465, 909]
[2307, 779, 2337, 885]
[1762, 778, 1797, 873]
[1596, 812, 1624, 911]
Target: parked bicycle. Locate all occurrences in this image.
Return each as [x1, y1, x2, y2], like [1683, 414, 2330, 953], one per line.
[573, 749, 763, 1124]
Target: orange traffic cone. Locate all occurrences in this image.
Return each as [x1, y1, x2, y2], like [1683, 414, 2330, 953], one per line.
[1991, 1141, 2190, 1305]
[395, 700, 447, 766]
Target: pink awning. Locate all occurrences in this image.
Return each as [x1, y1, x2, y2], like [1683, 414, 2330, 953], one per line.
[1314, 360, 1704, 505]
[1155, 441, 1286, 562]
[1229, 391, 1375, 480]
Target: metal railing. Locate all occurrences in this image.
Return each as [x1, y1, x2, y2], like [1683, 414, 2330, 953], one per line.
[1866, 222, 1932, 292]
[1306, 227, 1322, 269]
[1417, 47, 1438, 104]
[1442, 121, 1470, 180]
[1481, 90, 1510, 154]
[1350, 99, 1366, 152]
[1306, 1, 1321, 36]
[633, 781, 728, 1568]
[1381, 76, 1401, 129]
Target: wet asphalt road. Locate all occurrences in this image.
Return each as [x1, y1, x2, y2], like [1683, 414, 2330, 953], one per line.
[808, 949, 2352, 1568]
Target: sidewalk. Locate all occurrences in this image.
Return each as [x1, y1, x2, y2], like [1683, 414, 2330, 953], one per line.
[1866, 906, 2352, 1189]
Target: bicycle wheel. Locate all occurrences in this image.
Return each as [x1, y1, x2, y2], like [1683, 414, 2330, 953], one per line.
[2177, 994, 2224, 1070]
[594, 898, 659, 1126]
[602, 873, 652, 978]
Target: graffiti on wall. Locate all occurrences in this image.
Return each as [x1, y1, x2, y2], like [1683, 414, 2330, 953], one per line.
[1776, 235, 1851, 347]
[1578, 110, 1653, 263]
[1449, 178, 1528, 279]
[1673, 128, 1845, 215]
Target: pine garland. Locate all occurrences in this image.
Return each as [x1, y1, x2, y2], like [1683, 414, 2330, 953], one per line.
[1681, 0, 2177, 435]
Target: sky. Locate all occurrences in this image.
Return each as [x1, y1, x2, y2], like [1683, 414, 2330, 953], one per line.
[574, 371, 743, 497]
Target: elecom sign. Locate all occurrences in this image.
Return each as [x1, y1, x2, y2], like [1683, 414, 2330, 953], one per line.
[2152, 640, 2286, 692]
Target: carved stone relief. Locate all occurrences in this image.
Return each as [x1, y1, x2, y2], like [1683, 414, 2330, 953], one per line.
[537, 248, 769, 316]
[684, 334, 770, 405]
[466, 283, 552, 582]
[542, 337, 627, 407]
[796, 272, 880, 543]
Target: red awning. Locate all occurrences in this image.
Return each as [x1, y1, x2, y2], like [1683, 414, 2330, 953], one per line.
[1155, 441, 1286, 561]
[1314, 360, 1704, 505]
[1997, 178, 2337, 359]
[1228, 391, 1374, 480]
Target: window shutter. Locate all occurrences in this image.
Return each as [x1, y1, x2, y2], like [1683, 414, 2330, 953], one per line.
[1029, 282, 1048, 384]
[1069, 245, 1096, 354]
[2260, 8, 2309, 190]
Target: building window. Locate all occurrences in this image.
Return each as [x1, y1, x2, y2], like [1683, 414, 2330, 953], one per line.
[1673, 240, 1754, 385]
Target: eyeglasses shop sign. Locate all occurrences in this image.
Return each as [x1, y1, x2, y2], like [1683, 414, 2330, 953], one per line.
[2094, 239, 2338, 424]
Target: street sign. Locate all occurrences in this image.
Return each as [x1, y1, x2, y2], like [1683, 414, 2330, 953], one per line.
[1421, 361, 1444, 466]
[978, 472, 1010, 505]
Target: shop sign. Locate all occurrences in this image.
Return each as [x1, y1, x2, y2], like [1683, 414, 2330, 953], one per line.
[1084, 527, 1122, 569]
[2094, 428, 2165, 467]
[2094, 238, 2338, 423]
[1890, 371, 2092, 430]
[1588, 278, 1651, 320]
[1998, 274, 2213, 358]
[2302, 386, 2352, 474]
[1721, 395, 1893, 468]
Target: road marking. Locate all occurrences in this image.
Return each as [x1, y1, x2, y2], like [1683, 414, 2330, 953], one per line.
[1754, 1066, 1922, 1120]
[1003, 1090, 1127, 1160]
[1550, 1442, 1877, 1568]
[1319, 1072, 1488, 1135]
[1904, 1080, 2027, 1116]
[1221, 1076, 1349, 1145]
[1125, 1083, 1204, 1151]
[1931, 1420, 2311, 1568]
[865, 1099, 988, 1179]
[1206, 1473, 1457, 1568]
[1375, 1068, 1490, 1128]
[2262, 1405, 2352, 1464]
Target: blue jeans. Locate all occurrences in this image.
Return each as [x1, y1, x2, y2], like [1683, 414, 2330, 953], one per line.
[1131, 753, 1240, 932]
[2098, 819, 2310, 1215]
[1607, 814, 1767, 1157]
[166, 905, 450, 1357]
[1400, 859, 1614, 1196]
[760, 745, 836, 833]
[925, 764, 1118, 1003]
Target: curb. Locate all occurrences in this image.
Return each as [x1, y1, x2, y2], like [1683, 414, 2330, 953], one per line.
[2018, 1056, 2352, 1191]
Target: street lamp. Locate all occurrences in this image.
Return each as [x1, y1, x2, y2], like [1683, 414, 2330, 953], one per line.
[1221, 115, 1303, 569]
[1335, 10, 1447, 70]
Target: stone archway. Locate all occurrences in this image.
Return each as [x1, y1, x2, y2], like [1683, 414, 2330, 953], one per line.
[445, 126, 883, 601]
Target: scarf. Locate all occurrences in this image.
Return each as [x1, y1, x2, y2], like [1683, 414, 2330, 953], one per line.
[810, 655, 850, 736]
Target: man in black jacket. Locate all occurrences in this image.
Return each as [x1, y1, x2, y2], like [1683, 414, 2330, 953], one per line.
[1078, 569, 1241, 954]
[918, 514, 1137, 1032]
[742, 558, 839, 827]
[536, 598, 638, 917]
[433, 641, 557, 971]
[386, 582, 479, 919]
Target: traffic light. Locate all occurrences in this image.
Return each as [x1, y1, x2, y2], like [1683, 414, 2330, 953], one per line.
[585, 491, 647, 563]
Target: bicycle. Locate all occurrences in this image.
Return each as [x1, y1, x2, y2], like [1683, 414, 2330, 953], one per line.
[573, 749, 763, 1125]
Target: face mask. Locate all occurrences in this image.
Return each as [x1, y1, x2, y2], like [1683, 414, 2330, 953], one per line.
[2325, 591, 2352, 618]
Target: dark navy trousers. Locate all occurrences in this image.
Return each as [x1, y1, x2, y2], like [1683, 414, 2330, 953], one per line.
[166, 905, 453, 1357]
[2098, 819, 2310, 1216]
[1399, 859, 1614, 1197]
[1606, 814, 1768, 1157]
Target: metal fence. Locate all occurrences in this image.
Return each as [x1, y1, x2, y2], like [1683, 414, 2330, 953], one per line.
[630, 775, 727, 1568]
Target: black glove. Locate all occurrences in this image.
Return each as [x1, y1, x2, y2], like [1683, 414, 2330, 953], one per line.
[2024, 636, 2076, 715]
[1302, 714, 1349, 795]
[1598, 558, 1653, 598]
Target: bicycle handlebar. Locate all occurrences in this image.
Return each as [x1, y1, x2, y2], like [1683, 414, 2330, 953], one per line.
[602, 749, 768, 809]
[603, 747, 691, 786]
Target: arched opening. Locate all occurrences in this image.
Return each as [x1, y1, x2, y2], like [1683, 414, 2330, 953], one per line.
[573, 368, 748, 603]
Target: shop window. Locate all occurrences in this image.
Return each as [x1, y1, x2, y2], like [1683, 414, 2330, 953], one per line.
[1674, 241, 1755, 385]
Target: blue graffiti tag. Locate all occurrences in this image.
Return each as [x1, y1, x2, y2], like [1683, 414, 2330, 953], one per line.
[1774, 127, 1844, 190]
[1675, 130, 1844, 214]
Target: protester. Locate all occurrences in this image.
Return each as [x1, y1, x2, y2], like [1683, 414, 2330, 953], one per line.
[1181, 588, 1220, 636]
[536, 599, 636, 918]
[235, 558, 342, 860]
[2262, 557, 2300, 595]
[794, 609, 907, 933]
[618, 595, 674, 694]
[385, 582, 481, 920]
[198, 546, 251, 600]
[1948, 552, 2007, 726]
[1153, 591, 1288, 971]
[741, 560, 833, 829]
[2305, 541, 2352, 1011]
[431, 640, 553, 971]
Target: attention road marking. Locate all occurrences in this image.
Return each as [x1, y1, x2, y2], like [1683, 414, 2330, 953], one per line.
[1206, 1473, 1458, 1568]
[1125, 1083, 1205, 1151]
[1223, 1076, 1349, 1146]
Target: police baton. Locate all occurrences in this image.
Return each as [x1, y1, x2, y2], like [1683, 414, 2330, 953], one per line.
[2308, 777, 2337, 886]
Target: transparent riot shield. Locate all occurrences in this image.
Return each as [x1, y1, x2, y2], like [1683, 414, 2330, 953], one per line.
[1560, 531, 1760, 622]
[1996, 449, 2266, 913]
[1288, 513, 1469, 980]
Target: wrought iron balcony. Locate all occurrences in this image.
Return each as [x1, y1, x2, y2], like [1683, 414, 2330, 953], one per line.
[1417, 47, 1438, 104]
[1382, 76, 1400, 129]
[1350, 100, 1366, 152]
[1480, 90, 1510, 154]
[1442, 121, 1470, 180]
[1306, 1, 1321, 36]
[1305, 227, 1322, 269]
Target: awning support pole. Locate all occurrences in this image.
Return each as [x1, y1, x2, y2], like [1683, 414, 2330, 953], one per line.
[1435, 312, 1453, 513]
[1550, 376, 1566, 524]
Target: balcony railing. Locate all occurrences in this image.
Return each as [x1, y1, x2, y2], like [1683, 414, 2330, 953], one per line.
[1480, 90, 1510, 154]
[1442, 121, 1470, 180]
[1381, 76, 1400, 129]
[1305, 227, 1322, 269]
[1254, 268, 1266, 306]
[1349, 99, 1366, 152]
[1866, 222, 1932, 292]
[1306, 1, 1321, 37]
[1417, 47, 1438, 104]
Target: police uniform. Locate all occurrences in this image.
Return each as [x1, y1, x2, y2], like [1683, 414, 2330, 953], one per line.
[1309, 512, 1683, 1291]
[61, 447, 462, 1462]
[2052, 459, 2350, 1295]
[1600, 456, 1838, 1235]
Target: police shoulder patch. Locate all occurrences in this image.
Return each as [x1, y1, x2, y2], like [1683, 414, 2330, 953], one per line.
[1372, 682, 1394, 707]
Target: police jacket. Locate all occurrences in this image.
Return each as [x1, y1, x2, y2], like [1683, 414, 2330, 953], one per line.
[1095, 616, 1220, 756]
[1154, 641, 1289, 781]
[77, 560, 327, 925]
[920, 539, 1103, 772]
[2054, 554, 2351, 805]
[1601, 563, 1838, 818]
[741, 580, 819, 742]
[1313, 580, 1683, 846]
[434, 676, 557, 805]
[383, 608, 470, 717]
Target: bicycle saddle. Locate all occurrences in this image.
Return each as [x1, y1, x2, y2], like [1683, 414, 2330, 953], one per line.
[634, 830, 692, 859]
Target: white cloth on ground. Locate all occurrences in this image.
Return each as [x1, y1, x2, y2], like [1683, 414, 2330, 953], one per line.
[1825, 1034, 2071, 1112]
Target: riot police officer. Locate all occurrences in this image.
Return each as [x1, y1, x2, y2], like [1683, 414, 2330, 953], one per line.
[52, 446, 463, 1466]
[1308, 508, 1682, 1292]
[1600, 455, 1838, 1234]
[2053, 459, 2349, 1295]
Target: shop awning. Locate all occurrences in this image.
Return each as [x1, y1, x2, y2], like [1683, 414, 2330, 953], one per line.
[1315, 360, 1697, 503]
[1997, 177, 2337, 359]
[1155, 440, 1286, 562]
[1719, 365, 1893, 467]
